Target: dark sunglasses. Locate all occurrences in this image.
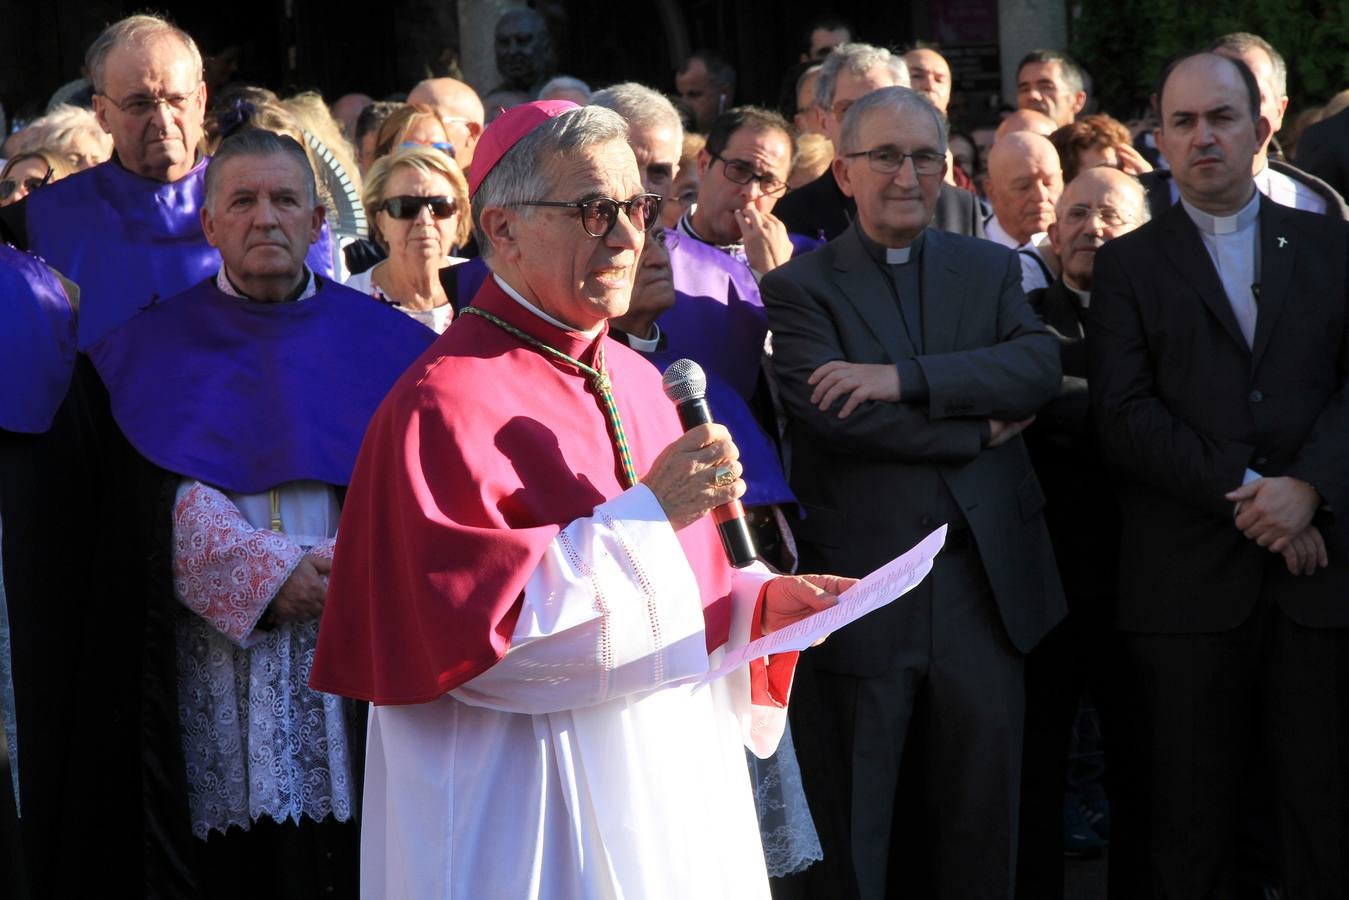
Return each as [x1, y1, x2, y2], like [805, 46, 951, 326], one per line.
[381, 195, 457, 219]
[0, 167, 53, 201]
[514, 193, 663, 238]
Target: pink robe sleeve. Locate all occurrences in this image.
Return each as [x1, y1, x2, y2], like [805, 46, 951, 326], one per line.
[171, 481, 304, 647]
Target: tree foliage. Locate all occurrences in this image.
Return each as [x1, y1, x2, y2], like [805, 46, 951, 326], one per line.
[1071, 0, 1349, 118]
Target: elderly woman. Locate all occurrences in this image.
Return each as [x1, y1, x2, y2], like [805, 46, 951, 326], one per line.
[14, 105, 113, 171]
[346, 145, 471, 333]
[0, 150, 72, 206]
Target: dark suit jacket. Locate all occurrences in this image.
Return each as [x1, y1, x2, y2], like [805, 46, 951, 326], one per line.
[1024, 279, 1121, 605]
[1296, 107, 1349, 202]
[1088, 196, 1349, 632]
[762, 224, 1065, 671]
[1140, 162, 1349, 221]
[774, 168, 986, 243]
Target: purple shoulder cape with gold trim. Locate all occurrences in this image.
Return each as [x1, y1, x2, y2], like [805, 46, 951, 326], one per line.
[26, 157, 338, 351]
[87, 276, 434, 493]
[0, 244, 75, 434]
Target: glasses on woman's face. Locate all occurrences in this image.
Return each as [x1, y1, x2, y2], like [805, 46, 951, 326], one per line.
[514, 193, 664, 239]
[0, 167, 53, 202]
[381, 195, 457, 219]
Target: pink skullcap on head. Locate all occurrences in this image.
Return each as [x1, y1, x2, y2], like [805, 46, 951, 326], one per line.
[468, 100, 580, 197]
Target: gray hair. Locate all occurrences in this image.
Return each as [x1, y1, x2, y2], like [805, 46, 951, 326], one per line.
[839, 86, 947, 155]
[589, 82, 684, 147]
[85, 14, 204, 95]
[538, 76, 593, 102]
[1210, 32, 1287, 100]
[472, 105, 630, 260]
[815, 43, 909, 111]
[8, 104, 112, 161]
[204, 129, 318, 212]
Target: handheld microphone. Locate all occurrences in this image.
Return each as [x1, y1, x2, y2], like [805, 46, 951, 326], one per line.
[661, 359, 758, 568]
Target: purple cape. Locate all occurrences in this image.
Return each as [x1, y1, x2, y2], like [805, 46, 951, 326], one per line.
[87, 276, 434, 494]
[0, 245, 75, 434]
[26, 156, 337, 351]
[664, 235, 768, 402]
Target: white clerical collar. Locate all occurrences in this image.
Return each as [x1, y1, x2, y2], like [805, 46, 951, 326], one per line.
[1065, 281, 1091, 308]
[886, 246, 912, 264]
[1181, 188, 1260, 236]
[622, 323, 662, 351]
[216, 266, 316, 302]
[493, 274, 604, 338]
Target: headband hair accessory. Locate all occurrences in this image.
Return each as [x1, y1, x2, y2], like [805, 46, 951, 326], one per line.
[217, 98, 258, 140]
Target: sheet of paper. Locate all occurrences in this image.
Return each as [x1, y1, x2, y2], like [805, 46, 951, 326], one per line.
[701, 524, 948, 683]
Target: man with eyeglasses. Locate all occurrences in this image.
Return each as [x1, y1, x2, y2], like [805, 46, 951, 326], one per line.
[81, 127, 432, 897]
[0, 15, 337, 353]
[776, 42, 984, 245]
[312, 100, 856, 899]
[1016, 167, 1147, 898]
[762, 86, 1062, 900]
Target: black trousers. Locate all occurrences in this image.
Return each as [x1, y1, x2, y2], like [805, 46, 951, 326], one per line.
[793, 548, 1025, 900]
[1111, 600, 1349, 900]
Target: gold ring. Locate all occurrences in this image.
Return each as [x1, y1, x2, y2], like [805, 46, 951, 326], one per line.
[713, 464, 737, 487]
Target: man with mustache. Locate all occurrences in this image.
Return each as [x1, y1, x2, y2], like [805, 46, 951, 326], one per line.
[1088, 52, 1349, 898]
[1017, 167, 1148, 897]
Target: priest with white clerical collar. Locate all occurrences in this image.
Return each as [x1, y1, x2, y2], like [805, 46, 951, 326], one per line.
[310, 100, 855, 899]
[84, 128, 433, 897]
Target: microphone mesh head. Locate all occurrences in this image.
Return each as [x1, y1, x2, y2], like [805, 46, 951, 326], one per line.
[661, 358, 707, 404]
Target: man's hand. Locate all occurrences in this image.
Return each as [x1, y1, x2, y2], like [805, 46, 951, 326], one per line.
[643, 423, 745, 531]
[760, 573, 856, 635]
[808, 361, 901, 418]
[269, 554, 332, 624]
[988, 416, 1036, 447]
[1225, 476, 1321, 552]
[1278, 525, 1329, 576]
[736, 207, 793, 274]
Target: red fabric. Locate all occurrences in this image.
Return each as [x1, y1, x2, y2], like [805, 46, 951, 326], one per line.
[311, 277, 734, 704]
[467, 100, 579, 196]
[747, 582, 797, 709]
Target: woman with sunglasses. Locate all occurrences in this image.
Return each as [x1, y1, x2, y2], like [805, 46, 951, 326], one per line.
[348, 145, 471, 333]
[0, 150, 72, 207]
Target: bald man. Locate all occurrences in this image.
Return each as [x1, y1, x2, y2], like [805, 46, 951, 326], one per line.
[995, 108, 1058, 141]
[331, 92, 373, 142]
[984, 131, 1064, 292]
[1018, 167, 1149, 897]
[407, 77, 486, 169]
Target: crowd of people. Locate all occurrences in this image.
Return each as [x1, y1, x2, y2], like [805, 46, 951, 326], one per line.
[1, 9, 1347, 900]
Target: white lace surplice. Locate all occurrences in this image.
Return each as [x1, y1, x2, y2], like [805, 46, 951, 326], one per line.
[361, 485, 792, 900]
[171, 480, 356, 839]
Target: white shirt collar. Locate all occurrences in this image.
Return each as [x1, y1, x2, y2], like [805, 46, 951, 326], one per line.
[216, 266, 316, 301]
[985, 215, 1045, 251]
[492, 274, 604, 338]
[621, 323, 662, 352]
[1181, 187, 1260, 236]
[885, 246, 911, 264]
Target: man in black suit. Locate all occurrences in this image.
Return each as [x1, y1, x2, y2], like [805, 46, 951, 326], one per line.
[774, 42, 984, 243]
[1089, 52, 1349, 899]
[763, 86, 1063, 900]
[1138, 33, 1347, 221]
[1017, 166, 1149, 898]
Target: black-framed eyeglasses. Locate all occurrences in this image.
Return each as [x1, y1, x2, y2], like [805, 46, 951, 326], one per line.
[0, 166, 53, 201]
[99, 86, 201, 117]
[708, 150, 788, 197]
[843, 147, 946, 176]
[1061, 204, 1133, 227]
[381, 195, 457, 220]
[515, 193, 663, 238]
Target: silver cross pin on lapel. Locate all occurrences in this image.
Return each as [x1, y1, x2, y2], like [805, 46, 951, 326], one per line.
[1277, 236, 1288, 248]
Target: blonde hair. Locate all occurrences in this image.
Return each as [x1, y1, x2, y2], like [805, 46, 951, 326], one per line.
[790, 132, 834, 188]
[284, 90, 362, 199]
[2, 148, 75, 185]
[15, 105, 112, 167]
[362, 145, 472, 250]
[372, 104, 448, 161]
